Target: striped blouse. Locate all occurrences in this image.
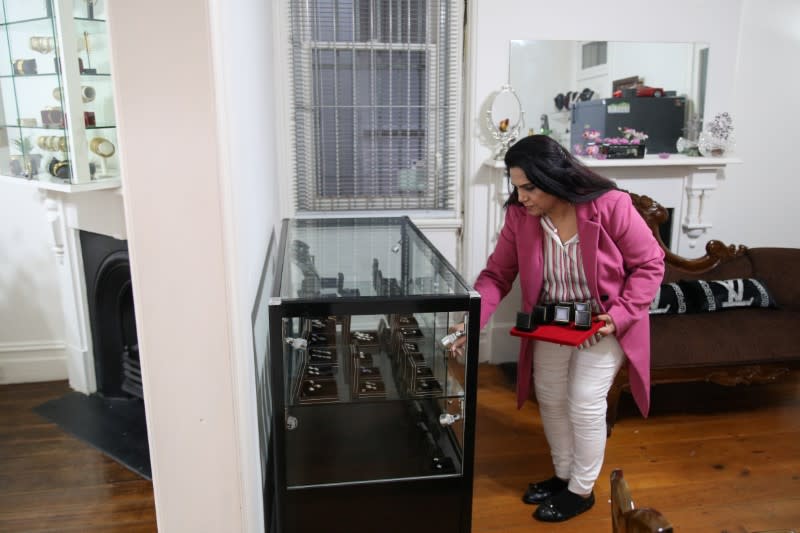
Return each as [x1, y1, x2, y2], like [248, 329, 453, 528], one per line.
[539, 215, 602, 348]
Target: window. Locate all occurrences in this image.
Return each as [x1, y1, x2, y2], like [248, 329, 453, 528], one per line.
[581, 41, 607, 70]
[289, 0, 461, 212]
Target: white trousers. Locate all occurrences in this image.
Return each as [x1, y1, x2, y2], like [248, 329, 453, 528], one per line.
[532, 335, 625, 496]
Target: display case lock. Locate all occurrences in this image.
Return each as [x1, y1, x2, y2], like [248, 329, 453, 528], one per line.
[286, 337, 307, 349]
[439, 413, 461, 426]
[439, 329, 465, 349]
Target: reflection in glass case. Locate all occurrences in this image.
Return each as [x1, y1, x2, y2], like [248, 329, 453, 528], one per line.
[0, 0, 119, 184]
[265, 217, 480, 533]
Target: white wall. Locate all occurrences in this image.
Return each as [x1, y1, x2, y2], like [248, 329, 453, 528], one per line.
[107, 0, 280, 529]
[714, 0, 800, 248]
[207, 0, 283, 529]
[0, 183, 66, 383]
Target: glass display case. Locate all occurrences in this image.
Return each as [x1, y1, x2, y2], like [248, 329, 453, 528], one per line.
[265, 217, 480, 533]
[0, 0, 118, 185]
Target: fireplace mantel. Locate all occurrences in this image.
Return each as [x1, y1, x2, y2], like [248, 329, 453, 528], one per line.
[483, 154, 741, 257]
[0, 175, 122, 193]
[578, 154, 742, 168]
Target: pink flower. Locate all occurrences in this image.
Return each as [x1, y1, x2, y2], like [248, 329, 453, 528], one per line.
[582, 128, 601, 141]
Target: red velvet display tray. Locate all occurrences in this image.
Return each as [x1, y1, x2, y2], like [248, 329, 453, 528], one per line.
[510, 320, 604, 346]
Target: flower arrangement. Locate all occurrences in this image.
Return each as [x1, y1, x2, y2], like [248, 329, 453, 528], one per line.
[575, 126, 648, 159]
[582, 128, 601, 142]
[581, 126, 649, 146]
[706, 112, 733, 141]
[608, 127, 648, 145]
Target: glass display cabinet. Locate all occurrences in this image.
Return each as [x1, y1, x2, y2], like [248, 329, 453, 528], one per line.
[265, 217, 480, 533]
[0, 0, 118, 185]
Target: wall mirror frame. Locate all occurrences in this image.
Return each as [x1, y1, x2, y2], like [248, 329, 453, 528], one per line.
[509, 40, 709, 151]
[485, 83, 524, 160]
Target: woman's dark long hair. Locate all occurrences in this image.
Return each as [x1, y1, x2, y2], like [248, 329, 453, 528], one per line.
[504, 135, 617, 207]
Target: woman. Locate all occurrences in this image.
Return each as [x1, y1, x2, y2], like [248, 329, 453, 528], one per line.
[452, 135, 664, 522]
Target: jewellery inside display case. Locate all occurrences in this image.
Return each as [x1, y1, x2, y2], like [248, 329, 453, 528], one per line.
[13, 58, 38, 75]
[285, 311, 462, 405]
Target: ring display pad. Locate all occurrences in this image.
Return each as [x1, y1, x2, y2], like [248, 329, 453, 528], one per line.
[292, 314, 454, 404]
[510, 319, 604, 346]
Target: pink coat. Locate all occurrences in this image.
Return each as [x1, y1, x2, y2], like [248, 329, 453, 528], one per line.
[474, 189, 665, 416]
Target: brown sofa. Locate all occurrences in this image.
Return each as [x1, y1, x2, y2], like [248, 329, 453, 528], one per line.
[606, 193, 800, 430]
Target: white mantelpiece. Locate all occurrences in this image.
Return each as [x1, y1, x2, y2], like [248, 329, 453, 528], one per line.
[483, 154, 741, 257]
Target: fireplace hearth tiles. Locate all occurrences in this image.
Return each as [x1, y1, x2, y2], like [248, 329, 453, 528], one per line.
[34, 391, 151, 479]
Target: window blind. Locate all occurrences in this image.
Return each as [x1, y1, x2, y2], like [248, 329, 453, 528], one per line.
[289, 0, 461, 212]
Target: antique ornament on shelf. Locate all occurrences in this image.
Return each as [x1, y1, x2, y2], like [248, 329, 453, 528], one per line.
[486, 84, 525, 160]
[90, 136, 115, 177]
[698, 112, 734, 157]
[29, 36, 55, 54]
[52, 85, 96, 103]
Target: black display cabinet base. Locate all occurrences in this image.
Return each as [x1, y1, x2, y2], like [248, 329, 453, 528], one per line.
[285, 477, 467, 533]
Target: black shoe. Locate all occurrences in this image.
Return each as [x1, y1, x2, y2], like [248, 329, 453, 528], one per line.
[533, 490, 595, 522]
[521, 476, 568, 505]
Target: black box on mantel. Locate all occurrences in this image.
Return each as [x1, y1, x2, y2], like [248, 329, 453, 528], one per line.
[570, 96, 686, 154]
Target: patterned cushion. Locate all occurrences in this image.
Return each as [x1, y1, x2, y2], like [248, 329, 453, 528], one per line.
[649, 282, 688, 315]
[679, 278, 778, 313]
[651, 278, 778, 315]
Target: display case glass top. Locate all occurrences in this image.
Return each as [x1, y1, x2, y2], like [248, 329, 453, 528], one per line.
[280, 217, 472, 300]
[0, 0, 119, 186]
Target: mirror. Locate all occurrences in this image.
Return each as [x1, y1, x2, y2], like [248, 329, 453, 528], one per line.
[509, 40, 709, 151]
[486, 84, 525, 160]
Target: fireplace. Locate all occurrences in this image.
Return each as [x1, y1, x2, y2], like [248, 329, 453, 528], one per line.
[34, 188, 151, 479]
[80, 230, 142, 399]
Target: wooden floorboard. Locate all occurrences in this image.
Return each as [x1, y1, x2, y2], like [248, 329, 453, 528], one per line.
[0, 380, 157, 533]
[2, 366, 799, 532]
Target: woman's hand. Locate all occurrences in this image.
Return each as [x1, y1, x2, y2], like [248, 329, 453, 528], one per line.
[596, 313, 616, 336]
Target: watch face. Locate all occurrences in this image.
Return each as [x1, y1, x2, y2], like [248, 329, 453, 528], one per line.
[533, 304, 553, 324]
[554, 305, 571, 324]
[574, 301, 590, 313]
[574, 309, 591, 327]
